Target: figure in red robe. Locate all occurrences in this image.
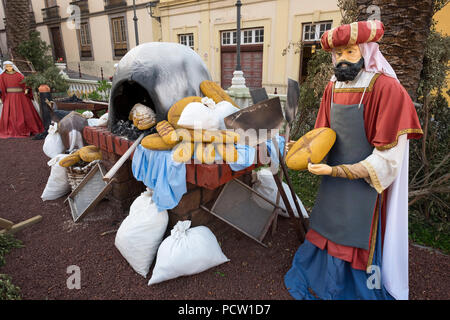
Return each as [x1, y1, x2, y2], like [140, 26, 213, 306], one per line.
[0, 61, 44, 138]
[284, 20, 422, 300]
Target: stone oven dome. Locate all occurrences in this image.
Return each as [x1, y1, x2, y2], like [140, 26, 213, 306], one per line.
[108, 42, 211, 130]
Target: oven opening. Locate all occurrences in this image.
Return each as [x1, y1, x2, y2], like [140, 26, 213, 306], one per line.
[110, 80, 158, 140]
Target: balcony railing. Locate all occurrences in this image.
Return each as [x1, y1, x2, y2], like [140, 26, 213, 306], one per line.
[70, 0, 89, 15]
[42, 5, 61, 23]
[104, 0, 127, 10]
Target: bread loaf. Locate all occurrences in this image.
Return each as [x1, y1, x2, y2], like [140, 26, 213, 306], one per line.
[199, 80, 240, 108]
[286, 127, 336, 171]
[59, 154, 81, 167]
[172, 142, 195, 163]
[79, 145, 102, 163]
[141, 133, 177, 150]
[195, 143, 216, 164]
[129, 103, 157, 130]
[156, 120, 179, 145]
[167, 96, 203, 128]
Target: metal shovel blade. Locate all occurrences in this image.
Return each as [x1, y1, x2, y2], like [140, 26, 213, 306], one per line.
[250, 88, 269, 104]
[286, 78, 300, 124]
[224, 97, 284, 146]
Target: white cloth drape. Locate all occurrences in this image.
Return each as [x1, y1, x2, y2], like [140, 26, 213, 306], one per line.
[382, 140, 410, 300]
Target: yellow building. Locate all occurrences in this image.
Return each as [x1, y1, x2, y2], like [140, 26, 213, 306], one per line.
[433, 2, 450, 102]
[0, 0, 342, 93]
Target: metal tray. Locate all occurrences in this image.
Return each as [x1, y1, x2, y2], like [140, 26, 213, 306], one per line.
[66, 163, 114, 223]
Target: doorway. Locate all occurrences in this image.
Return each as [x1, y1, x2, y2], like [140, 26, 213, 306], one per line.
[50, 26, 66, 61]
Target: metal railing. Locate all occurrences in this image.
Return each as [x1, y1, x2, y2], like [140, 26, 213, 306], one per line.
[104, 0, 127, 10]
[69, 0, 89, 15]
[42, 5, 61, 22]
[66, 78, 112, 102]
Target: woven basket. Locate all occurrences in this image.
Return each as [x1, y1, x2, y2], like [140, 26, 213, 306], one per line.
[67, 160, 100, 191]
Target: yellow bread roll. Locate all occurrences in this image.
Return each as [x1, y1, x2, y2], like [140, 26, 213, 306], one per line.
[195, 143, 216, 164]
[215, 143, 238, 162]
[156, 120, 179, 145]
[79, 145, 102, 163]
[59, 154, 81, 167]
[172, 142, 195, 163]
[175, 128, 239, 144]
[167, 96, 203, 128]
[199, 80, 240, 108]
[175, 128, 215, 143]
[286, 127, 336, 171]
[141, 133, 177, 150]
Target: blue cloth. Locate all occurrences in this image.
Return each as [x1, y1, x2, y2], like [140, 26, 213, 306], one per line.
[284, 205, 394, 300]
[228, 144, 256, 172]
[132, 145, 187, 212]
[266, 135, 285, 167]
[192, 143, 256, 172]
[131, 135, 285, 211]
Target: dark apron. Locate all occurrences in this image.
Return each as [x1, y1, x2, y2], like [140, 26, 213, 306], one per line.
[310, 100, 378, 250]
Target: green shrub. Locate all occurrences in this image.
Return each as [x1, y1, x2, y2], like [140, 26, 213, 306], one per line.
[0, 274, 21, 300]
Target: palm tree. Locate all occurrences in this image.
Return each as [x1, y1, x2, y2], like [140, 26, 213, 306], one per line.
[355, 0, 435, 101]
[4, 0, 35, 71]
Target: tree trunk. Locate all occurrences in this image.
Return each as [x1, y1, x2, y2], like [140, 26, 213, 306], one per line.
[4, 0, 34, 68]
[356, 0, 434, 101]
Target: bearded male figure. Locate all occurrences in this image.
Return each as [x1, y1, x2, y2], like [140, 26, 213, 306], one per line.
[284, 20, 422, 300]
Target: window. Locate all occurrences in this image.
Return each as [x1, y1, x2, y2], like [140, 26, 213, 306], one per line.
[111, 17, 127, 57]
[302, 22, 332, 41]
[179, 33, 194, 50]
[243, 30, 252, 44]
[221, 28, 264, 46]
[78, 22, 92, 58]
[45, 0, 57, 7]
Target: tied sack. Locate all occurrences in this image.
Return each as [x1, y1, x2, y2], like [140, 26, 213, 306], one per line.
[177, 101, 220, 130]
[251, 168, 309, 219]
[41, 154, 71, 201]
[87, 113, 108, 127]
[115, 189, 168, 278]
[43, 123, 65, 158]
[148, 220, 229, 285]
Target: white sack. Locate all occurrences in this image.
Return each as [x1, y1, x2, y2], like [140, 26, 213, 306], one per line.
[68, 129, 84, 152]
[41, 154, 71, 201]
[87, 113, 108, 127]
[82, 110, 94, 119]
[43, 123, 66, 158]
[177, 101, 220, 130]
[148, 220, 229, 285]
[115, 189, 168, 278]
[214, 101, 240, 130]
[251, 168, 309, 218]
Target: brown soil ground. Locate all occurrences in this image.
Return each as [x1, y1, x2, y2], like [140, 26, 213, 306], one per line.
[0, 137, 448, 300]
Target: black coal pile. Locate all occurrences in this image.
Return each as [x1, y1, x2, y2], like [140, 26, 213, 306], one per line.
[111, 120, 157, 141]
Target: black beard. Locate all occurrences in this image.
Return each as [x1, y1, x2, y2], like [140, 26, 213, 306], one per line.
[334, 58, 365, 82]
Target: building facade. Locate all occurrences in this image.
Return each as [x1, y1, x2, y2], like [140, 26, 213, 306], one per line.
[0, 0, 342, 93]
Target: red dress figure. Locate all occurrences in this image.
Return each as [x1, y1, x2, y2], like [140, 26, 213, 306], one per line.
[0, 61, 44, 138]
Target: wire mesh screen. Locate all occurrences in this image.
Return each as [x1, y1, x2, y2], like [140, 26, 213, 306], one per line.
[208, 179, 277, 245]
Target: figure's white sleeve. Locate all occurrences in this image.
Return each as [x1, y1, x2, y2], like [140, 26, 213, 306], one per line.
[361, 134, 408, 194]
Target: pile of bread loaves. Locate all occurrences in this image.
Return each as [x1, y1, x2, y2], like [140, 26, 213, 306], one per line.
[139, 80, 242, 164]
[58, 145, 102, 168]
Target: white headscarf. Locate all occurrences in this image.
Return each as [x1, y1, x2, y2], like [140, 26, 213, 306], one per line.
[3, 61, 23, 75]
